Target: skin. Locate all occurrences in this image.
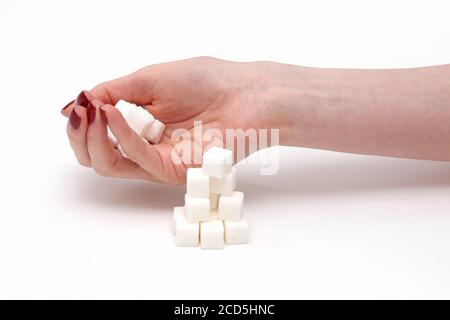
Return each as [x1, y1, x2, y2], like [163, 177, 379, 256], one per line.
[61, 57, 450, 185]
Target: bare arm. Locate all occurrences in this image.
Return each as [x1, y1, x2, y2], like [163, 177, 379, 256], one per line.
[264, 63, 450, 160]
[61, 58, 450, 184]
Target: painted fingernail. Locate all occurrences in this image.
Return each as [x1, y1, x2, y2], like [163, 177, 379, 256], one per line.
[100, 107, 107, 123]
[75, 90, 90, 107]
[87, 102, 96, 124]
[69, 109, 81, 129]
[61, 99, 74, 113]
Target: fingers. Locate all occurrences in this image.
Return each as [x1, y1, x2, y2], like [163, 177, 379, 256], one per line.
[61, 65, 156, 118]
[89, 68, 154, 106]
[66, 105, 91, 167]
[61, 90, 91, 118]
[101, 104, 187, 184]
[85, 100, 158, 181]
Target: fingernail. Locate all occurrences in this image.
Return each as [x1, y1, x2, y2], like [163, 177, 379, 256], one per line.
[75, 90, 90, 108]
[100, 107, 107, 123]
[87, 102, 96, 124]
[69, 109, 81, 129]
[61, 99, 74, 112]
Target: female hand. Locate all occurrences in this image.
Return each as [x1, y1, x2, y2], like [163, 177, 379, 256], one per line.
[61, 57, 280, 185]
[61, 57, 450, 184]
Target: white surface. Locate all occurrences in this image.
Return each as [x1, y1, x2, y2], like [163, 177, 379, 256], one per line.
[0, 0, 450, 299]
[115, 100, 135, 116]
[186, 168, 210, 197]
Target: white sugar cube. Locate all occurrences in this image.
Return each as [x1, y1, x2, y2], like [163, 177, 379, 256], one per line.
[224, 218, 249, 245]
[186, 168, 209, 197]
[173, 206, 199, 247]
[185, 194, 211, 223]
[210, 193, 219, 210]
[210, 167, 236, 195]
[218, 191, 244, 222]
[115, 99, 135, 115]
[144, 119, 166, 144]
[202, 147, 232, 178]
[125, 107, 155, 136]
[200, 219, 224, 249]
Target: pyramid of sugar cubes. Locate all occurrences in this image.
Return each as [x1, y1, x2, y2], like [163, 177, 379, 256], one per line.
[107, 100, 166, 150]
[173, 147, 249, 249]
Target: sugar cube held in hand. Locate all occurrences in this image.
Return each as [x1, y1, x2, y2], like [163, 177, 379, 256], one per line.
[111, 100, 166, 145]
[125, 107, 155, 137]
[145, 119, 166, 144]
[202, 147, 233, 178]
[115, 99, 135, 115]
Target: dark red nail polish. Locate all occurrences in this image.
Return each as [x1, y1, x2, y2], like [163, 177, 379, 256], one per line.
[87, 102, 96, 124]
[69, 109, 81, 129]
[100, 107, 107, 123]
[61, 99, 74, 112]
[75, 91, 90, 108]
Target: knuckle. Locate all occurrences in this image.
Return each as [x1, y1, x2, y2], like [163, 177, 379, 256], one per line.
[93, 165, 112, 177]
[192, 56, 217, 63]
[77, 159, 91, 167]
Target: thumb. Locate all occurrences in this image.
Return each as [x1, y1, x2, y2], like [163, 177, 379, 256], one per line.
[61, 67, 155, 117]
[90, 68, 154, 106]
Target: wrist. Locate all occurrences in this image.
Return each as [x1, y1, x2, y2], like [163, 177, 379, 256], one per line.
[254, 62, 325, 147]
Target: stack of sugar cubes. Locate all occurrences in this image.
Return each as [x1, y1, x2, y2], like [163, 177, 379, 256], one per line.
[108, 100, 166, 150]
[173, 147, 249, 249]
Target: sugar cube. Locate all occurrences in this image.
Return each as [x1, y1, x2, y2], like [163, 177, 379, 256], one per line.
[186, 168, 209, 197]
[115, 99, 135, 115]
[210, 167, 236, 195]
[200, 219, 224, 249]
[202, 147, 232, 178]
[125, 107, 155, 137]
[173, 207, 199, 247]
[218, 191, 244, 222]
[224, 218, 249, 245]
[144, 119, 166, 144]
[210, 193, 219, 210]
[185, 194, 211, 223]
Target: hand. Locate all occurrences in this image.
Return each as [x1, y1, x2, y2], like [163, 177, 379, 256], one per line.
[61, 57, 280, 185]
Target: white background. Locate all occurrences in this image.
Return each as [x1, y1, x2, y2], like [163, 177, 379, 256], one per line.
[1, 0, 450, 299]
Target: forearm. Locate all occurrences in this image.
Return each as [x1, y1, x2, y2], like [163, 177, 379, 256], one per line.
[266, 63, 450, 161]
